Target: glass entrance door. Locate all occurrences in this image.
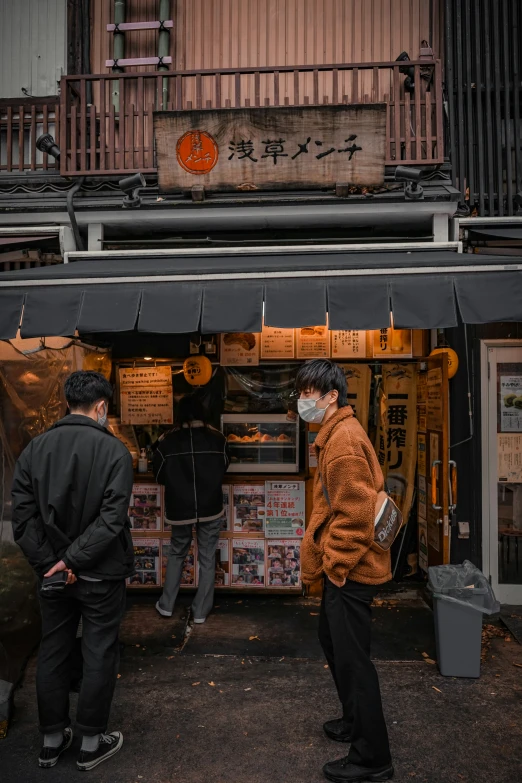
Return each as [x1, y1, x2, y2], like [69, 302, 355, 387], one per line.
[483, 342, 522, 604]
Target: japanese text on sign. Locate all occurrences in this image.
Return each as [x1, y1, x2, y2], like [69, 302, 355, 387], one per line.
[264, 481, 305, 538]
[119, 366, 173, 425]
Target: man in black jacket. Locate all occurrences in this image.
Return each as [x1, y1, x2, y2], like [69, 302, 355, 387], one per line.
[153, 394, 230, 623]
[12, 371, 134, 772]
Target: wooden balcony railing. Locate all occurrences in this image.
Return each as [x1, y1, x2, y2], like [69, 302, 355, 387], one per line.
[0, 98, 60, 174]
[1, 60, 444, 178]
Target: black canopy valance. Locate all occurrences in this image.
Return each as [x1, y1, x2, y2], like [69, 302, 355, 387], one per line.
[0, 249, 521, 339]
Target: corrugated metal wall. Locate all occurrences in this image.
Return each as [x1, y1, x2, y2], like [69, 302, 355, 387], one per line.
[92, 0, 441, 74]
[0, 0, 67, 98]
[445, 0, 522, 216]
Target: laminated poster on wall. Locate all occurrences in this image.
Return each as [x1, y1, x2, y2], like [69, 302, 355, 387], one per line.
[500, 376, 522, 432]
[264, 481, 305, 538]
[418, 517, 428, 573]
[372, 328, 412, 359]
[220, 333, 260, 366]
[418, 475, 427, 519]
[119, 366, 173, 425]
[222, 485, 232, 531]
[266, 539, 301, 588]
[260, 325, 295, 359]
[215, 539, 231, 586]
[417, 434, 426, 477]
[128, 538, 161, 587]
[129, 484, 162, 531]
[232, 539, 266, 586]
[296, 325, 330, 359]
[233, 484, 266, 533]
[162, 538, 197, 587]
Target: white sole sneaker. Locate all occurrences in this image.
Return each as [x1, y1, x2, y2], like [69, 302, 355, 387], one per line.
[38, 727, 74, 768]
[77, 731, 124, 771]
[193, 617, 206, 624]
[155, 600, 172, 617]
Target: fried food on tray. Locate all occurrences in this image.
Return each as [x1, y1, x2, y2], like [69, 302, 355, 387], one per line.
[223, 332, 256, 351]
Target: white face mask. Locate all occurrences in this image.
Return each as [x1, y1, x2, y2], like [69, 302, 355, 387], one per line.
[297, 391, 333, 424]
[97, 402, 108, 427]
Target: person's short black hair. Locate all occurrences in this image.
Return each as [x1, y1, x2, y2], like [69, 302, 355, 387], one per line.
[295, 359, 348, 407]
[175, 393, 211, 427]
[64, 371, 113, 412]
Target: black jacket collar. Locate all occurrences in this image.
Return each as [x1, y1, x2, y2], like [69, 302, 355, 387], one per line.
[50, 414, 115, 436]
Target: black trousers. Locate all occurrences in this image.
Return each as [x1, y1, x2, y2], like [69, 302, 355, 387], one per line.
[319, 577, 391, 768]
[37, 578, 126, 735]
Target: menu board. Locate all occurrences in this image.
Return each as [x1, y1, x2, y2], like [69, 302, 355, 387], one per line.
[331, 330, 367, 358]
[129, 484, 162, 531]
[232, 539, 265, 586]
[500, 376, 522, 432]
[498, 434, 522, 482]
[264, 481, 305, 538]
[119, 366, 173, 425]
[260, 325, 295, 359]
[372, 328, 412, 359]
[296, 325, 330, 359]
[128, 538, 161, 587]
[267, 540, 301, 587]
[220, 333, 260, 366]
[233, 484, 266, 533]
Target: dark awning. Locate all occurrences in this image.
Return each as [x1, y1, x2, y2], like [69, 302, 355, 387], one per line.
[467, 227, 522, 242]
[0, 249, 521, 339]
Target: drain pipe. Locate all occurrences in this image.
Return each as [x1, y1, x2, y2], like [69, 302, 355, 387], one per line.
[158, 0, 170, 110]
[66, 177, 86, 251]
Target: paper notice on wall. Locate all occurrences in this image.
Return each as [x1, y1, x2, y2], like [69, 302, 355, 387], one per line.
[339, 363, 371, 433]
[330, 330, 367, 358]
[220, 333, 260, 366]
[498, 433, 522, 482]
[296, 325, 330, 358]
[261, 325, 295, 359]
[233, 485, 266, 533]
[120, 366, 173, 425]
[372, 328, 412, 359]
[418, 475, 427, 519]
[500, 376, 522, 432]
[264, 481, 306, 538]
[417, 434, 427, 477]
[427, 368, 443, 431]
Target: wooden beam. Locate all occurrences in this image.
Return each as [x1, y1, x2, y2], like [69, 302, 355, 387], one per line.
[105, 56, 172, 68]
[107, 21, 174, 32]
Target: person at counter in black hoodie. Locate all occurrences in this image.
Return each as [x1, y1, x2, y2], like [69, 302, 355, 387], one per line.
[153, 393, 230, 623]
[11, 371, 134, 772]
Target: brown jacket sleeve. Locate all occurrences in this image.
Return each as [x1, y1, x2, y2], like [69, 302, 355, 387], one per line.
[321, 451, 377, 584]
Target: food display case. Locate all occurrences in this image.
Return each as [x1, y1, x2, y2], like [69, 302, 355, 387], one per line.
[222, 414, 300, 473]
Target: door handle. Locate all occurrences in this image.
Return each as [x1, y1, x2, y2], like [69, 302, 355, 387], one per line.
[431, 460, 442, 510]
[449, 460, 457, 512]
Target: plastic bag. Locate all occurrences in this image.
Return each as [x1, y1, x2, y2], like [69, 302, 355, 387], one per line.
[428, 560, 501, 615]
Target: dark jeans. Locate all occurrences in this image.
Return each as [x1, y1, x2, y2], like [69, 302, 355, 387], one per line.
[37, 578, 126, 735]
[319, 577, 391, 768]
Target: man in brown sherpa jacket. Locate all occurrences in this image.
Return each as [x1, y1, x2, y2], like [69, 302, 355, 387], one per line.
[296, 359, 393, 783]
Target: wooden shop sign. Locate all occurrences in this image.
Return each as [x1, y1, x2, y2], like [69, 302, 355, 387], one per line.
[154, 104, 386, 193]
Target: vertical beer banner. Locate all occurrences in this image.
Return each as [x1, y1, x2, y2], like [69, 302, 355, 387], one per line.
[339, 364, 371, 432]
[375, 364, 417, 521]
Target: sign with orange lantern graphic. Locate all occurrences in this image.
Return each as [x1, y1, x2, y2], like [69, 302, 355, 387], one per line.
[176, 130, 219, 175]
[155, 105, 386, 193]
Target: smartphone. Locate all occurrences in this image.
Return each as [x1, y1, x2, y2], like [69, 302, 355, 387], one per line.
[41, 572, 68, 593]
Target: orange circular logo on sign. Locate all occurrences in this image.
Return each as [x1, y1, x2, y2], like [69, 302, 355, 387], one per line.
[176, 130, 218, 174]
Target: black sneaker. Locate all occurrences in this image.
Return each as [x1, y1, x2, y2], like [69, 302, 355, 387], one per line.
[323, 757, 394, 782]
[77, 731, 123, 771]
[38, 727, 73, 768]
[323, 718, 353, 742]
